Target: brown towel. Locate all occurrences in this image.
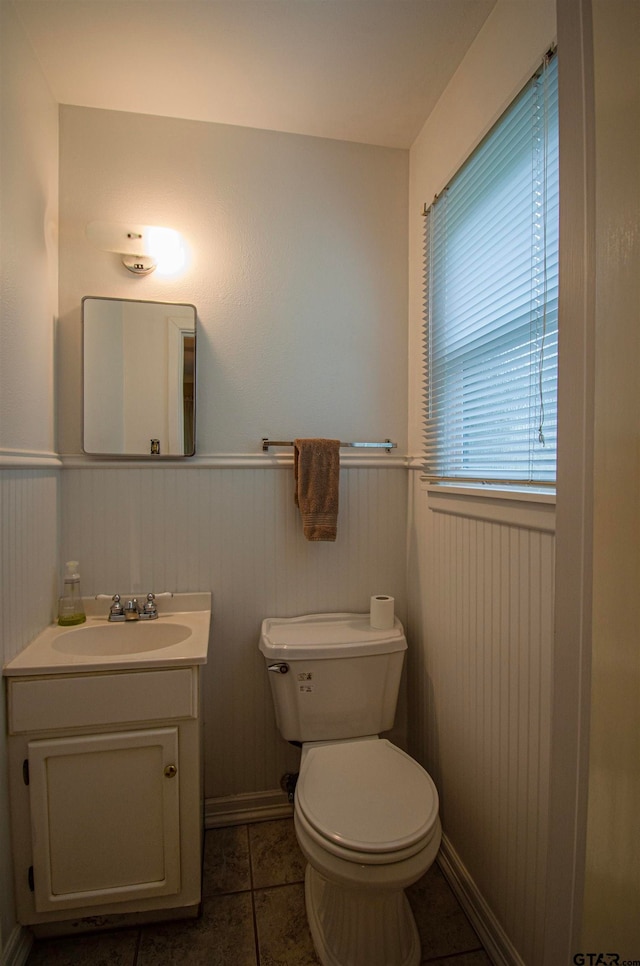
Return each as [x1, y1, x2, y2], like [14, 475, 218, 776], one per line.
[293, 438, 340, 541]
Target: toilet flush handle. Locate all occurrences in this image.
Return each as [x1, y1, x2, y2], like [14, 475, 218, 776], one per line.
[268, 662, 289, 674]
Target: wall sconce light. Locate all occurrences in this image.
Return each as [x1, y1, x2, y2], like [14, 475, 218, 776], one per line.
[86, 221, 186, 276]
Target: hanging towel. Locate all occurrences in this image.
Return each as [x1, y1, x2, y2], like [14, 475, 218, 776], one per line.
[293, 438, 340, 541]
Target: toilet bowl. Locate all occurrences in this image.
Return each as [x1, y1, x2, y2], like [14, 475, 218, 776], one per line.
[293, 737, 441, 966]
[259, 612, 441, 966]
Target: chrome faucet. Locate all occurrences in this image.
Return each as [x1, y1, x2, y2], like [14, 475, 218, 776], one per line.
[124, 597, 140, 620]
[107, 593, 159, 621]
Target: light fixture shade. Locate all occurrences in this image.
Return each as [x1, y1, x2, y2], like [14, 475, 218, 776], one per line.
[86, 222, 186, 275]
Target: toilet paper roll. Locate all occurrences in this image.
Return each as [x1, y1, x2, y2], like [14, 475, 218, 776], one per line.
[370, 595, 395, 630]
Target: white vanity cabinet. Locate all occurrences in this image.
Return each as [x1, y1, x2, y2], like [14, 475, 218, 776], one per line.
[6, 664, 203, 928]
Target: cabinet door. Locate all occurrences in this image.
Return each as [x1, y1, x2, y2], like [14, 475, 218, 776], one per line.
[28, 728, 181, 912]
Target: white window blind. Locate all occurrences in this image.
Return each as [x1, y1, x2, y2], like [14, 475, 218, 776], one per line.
[423, 51, 558, 485]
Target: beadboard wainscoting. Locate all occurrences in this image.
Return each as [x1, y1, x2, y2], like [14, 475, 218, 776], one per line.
[407, 475, 555, 966]
[0, 468, 60, 965]
[0, 470, 59, 667]
[60, 463, 408, 804]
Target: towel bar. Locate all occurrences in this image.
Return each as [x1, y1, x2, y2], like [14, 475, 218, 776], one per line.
[262, 438, 397, 453]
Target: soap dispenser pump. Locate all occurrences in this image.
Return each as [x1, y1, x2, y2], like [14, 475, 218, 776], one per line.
[57, 561, 86, 626]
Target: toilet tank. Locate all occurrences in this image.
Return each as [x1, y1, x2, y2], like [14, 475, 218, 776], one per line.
[259, 613, 407, 742]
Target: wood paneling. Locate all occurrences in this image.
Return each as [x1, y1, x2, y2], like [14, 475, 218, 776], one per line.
[407, 477, 554, 965]
[60, 465, 408, 797]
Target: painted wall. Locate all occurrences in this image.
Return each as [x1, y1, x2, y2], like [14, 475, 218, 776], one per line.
[0, 0, 60, 960]
[60, 465, 409, 806]
[56, 107, 411, 807]
[407, 4, 557, 965]
[582, 0, 640, 954]
[58, 106, 409, 456]
[9, 2, 638, 961]
[0, 1, 58, 458]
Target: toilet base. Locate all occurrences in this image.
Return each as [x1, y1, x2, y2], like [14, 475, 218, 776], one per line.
[304, 864, 420, 966]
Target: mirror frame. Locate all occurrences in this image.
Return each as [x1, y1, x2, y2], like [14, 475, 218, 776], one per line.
[81, 296, 197, 458]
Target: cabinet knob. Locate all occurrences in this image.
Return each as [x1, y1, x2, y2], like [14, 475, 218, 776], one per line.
[164, 764, 178, 779]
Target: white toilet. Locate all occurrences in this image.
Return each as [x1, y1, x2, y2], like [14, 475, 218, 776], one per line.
[259, 612, 442, 966]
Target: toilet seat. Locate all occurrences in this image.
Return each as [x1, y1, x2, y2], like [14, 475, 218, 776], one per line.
[295, 739, 439, 865]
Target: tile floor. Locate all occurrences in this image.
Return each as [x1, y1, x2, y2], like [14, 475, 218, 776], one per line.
[26, 818, 491, 965]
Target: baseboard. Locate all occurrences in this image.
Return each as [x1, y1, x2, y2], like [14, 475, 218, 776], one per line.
[205, 789, 294, 828]
[437, 834, 526, 966]
[1, 925, 32, 966]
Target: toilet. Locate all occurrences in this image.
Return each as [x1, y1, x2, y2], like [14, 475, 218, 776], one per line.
[259, 612, 442, 966]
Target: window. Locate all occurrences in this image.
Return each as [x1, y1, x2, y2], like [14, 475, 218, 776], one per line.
[423, 51, 558, 485]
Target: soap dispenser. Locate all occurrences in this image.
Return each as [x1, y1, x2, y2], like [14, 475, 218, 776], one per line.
[57, 561, 86, 626]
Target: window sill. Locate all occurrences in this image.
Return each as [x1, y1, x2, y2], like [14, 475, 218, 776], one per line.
[420, 478, 556, 533]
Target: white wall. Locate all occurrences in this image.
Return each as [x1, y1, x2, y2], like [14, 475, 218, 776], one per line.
[0, 5, 58, 459]
[56, 107, 411, 806]
[407, 4, 557, 965]
[8, 3, 637, 961]
[58, 106, 409, 456]
[60, 465, 409, 803]
[0, 0, 59, 959]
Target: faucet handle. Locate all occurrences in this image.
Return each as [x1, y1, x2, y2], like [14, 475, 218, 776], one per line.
[140, 593, 159, 619]
[109, 594, 125, 622]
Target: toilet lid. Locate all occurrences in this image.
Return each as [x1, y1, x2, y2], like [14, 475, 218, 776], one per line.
[296, 739, 439, 855]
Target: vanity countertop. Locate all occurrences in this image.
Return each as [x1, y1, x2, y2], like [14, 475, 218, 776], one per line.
[3, 592, 211, 676]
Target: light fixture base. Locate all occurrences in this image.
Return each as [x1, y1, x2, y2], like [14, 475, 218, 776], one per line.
[122, 254, 157, 276]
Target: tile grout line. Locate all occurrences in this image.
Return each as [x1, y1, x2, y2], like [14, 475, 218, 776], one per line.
[246, 824, 262, 966]
[421, 946, 486, 964]
[131, 926, 142, 965]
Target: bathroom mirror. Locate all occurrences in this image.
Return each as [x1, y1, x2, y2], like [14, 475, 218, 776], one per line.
[82, 296, 196, 457]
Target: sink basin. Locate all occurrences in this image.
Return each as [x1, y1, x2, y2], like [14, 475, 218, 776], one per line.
[53, 621, 193, 656]
[2, 592, 211, 675]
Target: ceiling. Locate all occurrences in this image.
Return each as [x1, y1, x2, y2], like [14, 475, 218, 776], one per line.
[12, 0, 495, 149]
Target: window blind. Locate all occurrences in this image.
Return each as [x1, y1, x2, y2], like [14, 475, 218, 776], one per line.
[423, 52, 558, 485]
